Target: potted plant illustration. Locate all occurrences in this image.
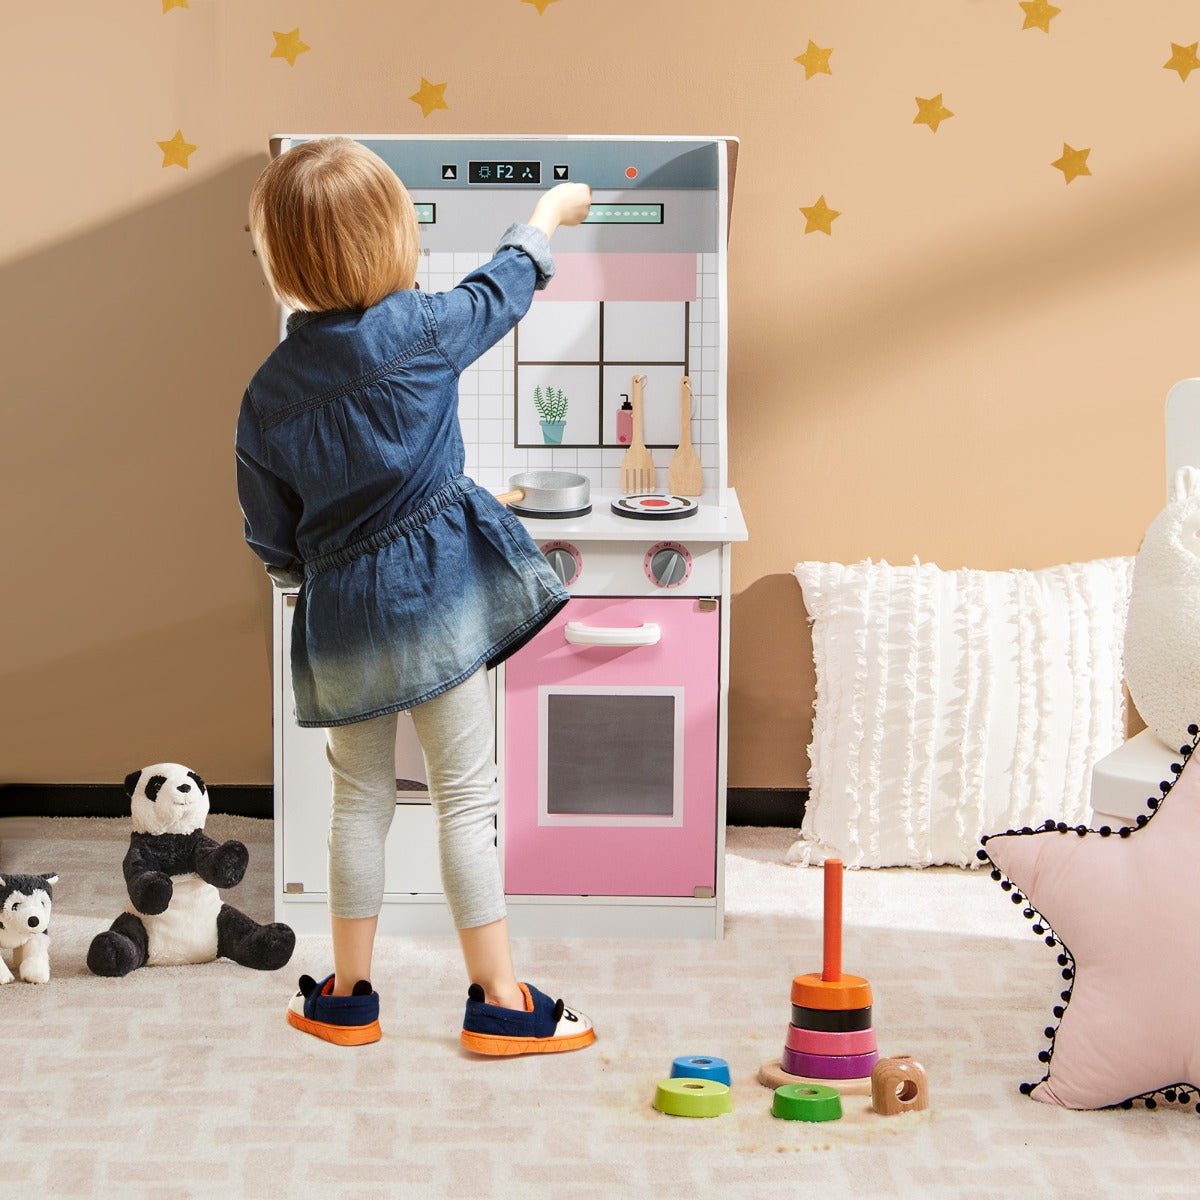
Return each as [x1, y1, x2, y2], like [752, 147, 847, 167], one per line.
[534, 385, 569, 445]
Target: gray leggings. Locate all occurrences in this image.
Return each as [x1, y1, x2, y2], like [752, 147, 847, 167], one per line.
[324, 668, 505, 928]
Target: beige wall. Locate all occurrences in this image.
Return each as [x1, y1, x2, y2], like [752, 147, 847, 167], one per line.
[2, 2, 1196, 786]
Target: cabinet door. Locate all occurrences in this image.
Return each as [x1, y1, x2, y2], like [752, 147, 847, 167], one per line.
[278, 596, 445, 896]
[504, 597, 719, 897]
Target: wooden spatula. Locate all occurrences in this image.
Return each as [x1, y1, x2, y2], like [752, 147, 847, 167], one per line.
[619, 374, 656, 494]
[667, 376, 703, 497]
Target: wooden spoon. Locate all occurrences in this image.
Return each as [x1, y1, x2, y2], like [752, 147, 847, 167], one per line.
[667, 376, 703, 497]
[619, 374, 656, 494]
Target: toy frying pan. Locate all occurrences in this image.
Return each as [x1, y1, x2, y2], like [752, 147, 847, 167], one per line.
[495, 470, 592, 519]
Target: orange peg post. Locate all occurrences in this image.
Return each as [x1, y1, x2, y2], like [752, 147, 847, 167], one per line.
[822, 858, 843, 982]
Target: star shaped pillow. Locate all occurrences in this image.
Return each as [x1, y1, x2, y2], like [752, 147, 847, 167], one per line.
[980, 724, 1200, 1110]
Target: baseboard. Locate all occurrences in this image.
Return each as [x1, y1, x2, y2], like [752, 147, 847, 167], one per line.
[726, 788, 806, 827]
[0, 784, 273, 820]
[1, 783, 806, 827]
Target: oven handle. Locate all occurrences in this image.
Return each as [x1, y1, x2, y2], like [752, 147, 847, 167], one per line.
[563, 621, 661, 647]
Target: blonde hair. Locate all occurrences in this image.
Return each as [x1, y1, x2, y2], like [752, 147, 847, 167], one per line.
[249, 137, 419, 312]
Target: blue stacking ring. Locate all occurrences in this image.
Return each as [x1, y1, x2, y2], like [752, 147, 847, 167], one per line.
[670, 1055, 732, 1086]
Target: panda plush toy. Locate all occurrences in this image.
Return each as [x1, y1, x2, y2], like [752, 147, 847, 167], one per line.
[0, 872, 58, 984]
[87, 763, 295, 977]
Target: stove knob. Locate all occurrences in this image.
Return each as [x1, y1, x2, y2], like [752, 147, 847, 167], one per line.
[545, 546, 578, 585]
[649, 547, 689, 587]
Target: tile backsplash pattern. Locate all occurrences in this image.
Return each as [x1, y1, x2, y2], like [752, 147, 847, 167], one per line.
[416, 251, 720, 494]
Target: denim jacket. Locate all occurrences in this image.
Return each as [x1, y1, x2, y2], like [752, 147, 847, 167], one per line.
[236, 223, 569, 727]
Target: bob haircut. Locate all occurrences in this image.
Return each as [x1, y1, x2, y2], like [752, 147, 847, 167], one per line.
[249, 137, 419, 313]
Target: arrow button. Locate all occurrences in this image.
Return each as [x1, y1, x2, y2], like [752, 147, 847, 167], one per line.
[553, 164, 569, 179]
[441, 164, 457, 180]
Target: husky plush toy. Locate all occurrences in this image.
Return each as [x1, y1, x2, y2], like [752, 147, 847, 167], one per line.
[0, 873, 58, 984]
[87, 763, 295, 977]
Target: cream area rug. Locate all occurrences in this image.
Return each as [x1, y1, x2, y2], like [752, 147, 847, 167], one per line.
[2, 816, 1197, 1200]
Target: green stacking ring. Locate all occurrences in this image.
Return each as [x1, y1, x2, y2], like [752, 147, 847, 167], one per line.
[653, 1077, 733, 1118]
[772, 1083, 843, 1122]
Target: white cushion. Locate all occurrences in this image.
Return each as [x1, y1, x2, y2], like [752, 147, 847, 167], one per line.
[790, 556, 1134, 868]
[1123, 467, 1200, 752]
[1089, 727, 1180, 823]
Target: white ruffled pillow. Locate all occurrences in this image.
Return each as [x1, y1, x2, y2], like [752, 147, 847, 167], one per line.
[790, 556, 1134, 868]
[1124, 467, 1200, 753]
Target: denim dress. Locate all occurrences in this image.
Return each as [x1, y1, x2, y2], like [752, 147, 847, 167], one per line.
[235, 224, 569, 727]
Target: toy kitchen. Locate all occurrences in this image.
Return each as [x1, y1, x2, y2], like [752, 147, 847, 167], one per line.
[270, 135, 747, 939]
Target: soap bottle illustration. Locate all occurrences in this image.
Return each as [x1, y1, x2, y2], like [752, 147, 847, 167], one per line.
[616, 394, 633, 445]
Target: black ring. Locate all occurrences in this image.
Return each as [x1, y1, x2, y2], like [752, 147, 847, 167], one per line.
[791, 1004, 873, 1032]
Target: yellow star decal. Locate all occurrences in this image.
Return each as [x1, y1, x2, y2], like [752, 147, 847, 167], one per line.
[794, 40, 833, 79]
[409, 78, 449, 118]
[1164, 42, 1200, 82]
[162, 0, 188, 11]
[1051, 143, 1091, 184]
[914, 94, 954, 133]
[271, 29, 311, 67]
[157, 130, 197, 169]
[522, 0, 560, 12]
[800, 196, 840, 235]
[1019, 0, 1060, 33]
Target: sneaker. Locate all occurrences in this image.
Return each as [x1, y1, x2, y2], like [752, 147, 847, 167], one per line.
[285, 973, 382, 1046]
[460, 982, 596, 1056]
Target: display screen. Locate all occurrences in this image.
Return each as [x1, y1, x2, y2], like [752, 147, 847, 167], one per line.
[413, 203, 435, 224]
[583, 204, 664, 225]
[468, 160, 541, 184]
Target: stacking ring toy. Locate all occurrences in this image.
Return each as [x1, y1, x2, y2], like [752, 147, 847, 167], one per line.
[791, 1004, 873, 1033]
[653, 1077, 733, 1118]
[783, 1047, 879, 1080]
[670, 1055, 732, 1087]
[772, 1083, 843, 1122]
[786, 1025, 877, 1057]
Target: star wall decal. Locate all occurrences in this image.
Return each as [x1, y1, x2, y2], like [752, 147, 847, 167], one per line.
[162, 0, 188, 11]
[1164, 42, 1199, 82]
[1019, 0, 1061, 33]
[271, 29, 311, 67]
[1051, 143, 1091, 183]
[522, 0, 561, 12]
[794, 41, 833, 79]
[914, 94, 954, 133]
[980, 726, 1200, 1110]
[800, 196, 839, 235]
[409, 78, 449, 118]
[157, 130, 197, 169]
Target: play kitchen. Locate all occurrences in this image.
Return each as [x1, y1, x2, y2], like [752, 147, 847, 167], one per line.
[270, 136, 746, 939]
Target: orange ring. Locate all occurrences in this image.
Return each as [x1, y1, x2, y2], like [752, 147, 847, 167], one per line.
[790, 972, 872, 1011]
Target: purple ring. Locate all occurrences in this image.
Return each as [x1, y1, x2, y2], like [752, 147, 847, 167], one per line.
[782, 1046, 879, 1080]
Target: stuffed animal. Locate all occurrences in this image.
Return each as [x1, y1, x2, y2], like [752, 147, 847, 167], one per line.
[87, 763, 295, 977]
[1124, 466, 1200, 752]
[0, 872, 58, 984]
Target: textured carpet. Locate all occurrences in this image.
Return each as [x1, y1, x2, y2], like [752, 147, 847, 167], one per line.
[2, 816, 1197, 1199]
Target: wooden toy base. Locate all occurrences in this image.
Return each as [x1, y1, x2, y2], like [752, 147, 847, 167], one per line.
[758, 1059, 873, 1096]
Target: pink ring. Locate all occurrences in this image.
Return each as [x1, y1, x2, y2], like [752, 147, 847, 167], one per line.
[786, 1025, 877, 1056]
[782, 1046, 879, 1080]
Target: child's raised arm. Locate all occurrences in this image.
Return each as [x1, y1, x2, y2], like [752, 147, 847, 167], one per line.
[424, 183, 591, 375]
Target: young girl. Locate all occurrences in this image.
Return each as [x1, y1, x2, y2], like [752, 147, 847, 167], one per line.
[237, 137, 595, 1054]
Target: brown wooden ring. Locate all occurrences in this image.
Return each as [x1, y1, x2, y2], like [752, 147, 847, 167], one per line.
[791, 1003, 872, 1032]
[790, 972, 873, 1011]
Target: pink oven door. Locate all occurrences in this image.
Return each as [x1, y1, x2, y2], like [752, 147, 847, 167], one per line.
[504, 596, 719, 897]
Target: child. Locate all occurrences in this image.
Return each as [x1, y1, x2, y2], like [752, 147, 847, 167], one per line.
[237, 137, 595, 1054]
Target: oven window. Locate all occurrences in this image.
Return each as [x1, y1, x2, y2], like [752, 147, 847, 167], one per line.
[544, 692, 677, 817]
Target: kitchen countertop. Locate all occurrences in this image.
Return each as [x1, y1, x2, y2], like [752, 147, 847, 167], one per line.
[510, 487, 747, 544]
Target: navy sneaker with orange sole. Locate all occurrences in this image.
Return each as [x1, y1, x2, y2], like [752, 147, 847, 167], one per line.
[286, 974, 382, 1046]
[461, 982, 596, 1056]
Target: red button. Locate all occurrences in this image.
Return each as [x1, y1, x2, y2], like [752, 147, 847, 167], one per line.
[625, 166, 638, 179]
[642, 498, 670, 507]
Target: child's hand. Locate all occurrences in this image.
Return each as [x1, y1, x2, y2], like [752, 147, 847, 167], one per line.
[547, 182, 592, 226]
[530, 183, 592, 237]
